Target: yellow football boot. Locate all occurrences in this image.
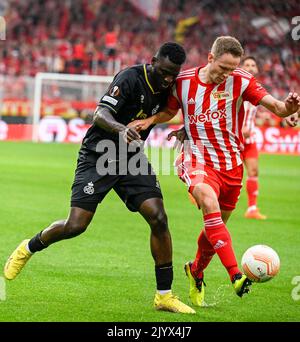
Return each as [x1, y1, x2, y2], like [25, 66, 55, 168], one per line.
[184, 262, 205, 306]
[154, 291, 196, 314]
[4, 239, 32, 280]
[232, 273, 252, 297]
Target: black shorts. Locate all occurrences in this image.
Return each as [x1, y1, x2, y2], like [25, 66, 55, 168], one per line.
[71, 148, 163, 212]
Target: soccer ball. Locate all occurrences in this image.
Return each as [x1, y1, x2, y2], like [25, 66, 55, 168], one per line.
[241, 245, 280, 283]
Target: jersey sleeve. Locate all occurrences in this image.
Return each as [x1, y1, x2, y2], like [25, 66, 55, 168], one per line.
[242, 76, 269, 106]
[167, 85, 181, 110]
[98, 68, 135, 115]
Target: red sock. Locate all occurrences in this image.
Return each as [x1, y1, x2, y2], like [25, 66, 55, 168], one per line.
[204, 212, 240, 281]
[246, 177, 258, 208]
[191, 230, 215, 279]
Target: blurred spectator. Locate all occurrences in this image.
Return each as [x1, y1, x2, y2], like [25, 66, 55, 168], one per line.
[0, 0, 299, 126]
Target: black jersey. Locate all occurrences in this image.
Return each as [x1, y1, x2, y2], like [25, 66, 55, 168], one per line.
[82, 64, 170, 151]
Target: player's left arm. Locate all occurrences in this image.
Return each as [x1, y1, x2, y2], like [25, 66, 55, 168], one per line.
[259, 92, 300, 118]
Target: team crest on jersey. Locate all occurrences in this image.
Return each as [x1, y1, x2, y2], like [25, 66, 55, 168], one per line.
[212, 91, 231, 100]
[109, 86, 120, 97]
[84, 182, 95, 195]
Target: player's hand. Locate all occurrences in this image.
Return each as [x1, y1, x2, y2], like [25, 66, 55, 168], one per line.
[167, 126, 188, 151]
[284, 92, 300, 115]
[120, 127, 142, 145]
[284, 112, 299, 127]
[242, 127, 251, 139]
[127, 118, 152, 132]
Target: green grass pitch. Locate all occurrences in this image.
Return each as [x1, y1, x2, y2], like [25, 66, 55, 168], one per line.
[0, 141, 299, 322]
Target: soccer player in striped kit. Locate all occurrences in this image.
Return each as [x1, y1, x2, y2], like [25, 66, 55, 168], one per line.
[241, 56, 267, 220]
[129, 36, 300, 307]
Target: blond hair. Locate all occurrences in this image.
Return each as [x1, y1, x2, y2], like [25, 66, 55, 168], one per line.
[211, 36, 244, 59]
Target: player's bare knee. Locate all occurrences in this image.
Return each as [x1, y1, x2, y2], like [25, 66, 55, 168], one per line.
[249, 169, 258, 177]
[63, 221, 88, 238]
[149, 211, 168, 234]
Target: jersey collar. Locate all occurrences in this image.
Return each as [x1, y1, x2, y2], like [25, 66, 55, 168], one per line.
[143, 64, 161, 94]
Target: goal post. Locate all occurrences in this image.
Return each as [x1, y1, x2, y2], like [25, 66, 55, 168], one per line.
[32, 72, 113, 142]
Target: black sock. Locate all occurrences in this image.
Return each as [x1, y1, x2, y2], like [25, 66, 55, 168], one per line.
[155, 262, 173, 291]
[28, 231, 47, 253]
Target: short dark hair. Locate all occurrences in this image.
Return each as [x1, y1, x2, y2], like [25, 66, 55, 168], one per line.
[242, 55, 258, 65]
[157, 42, 186, 65]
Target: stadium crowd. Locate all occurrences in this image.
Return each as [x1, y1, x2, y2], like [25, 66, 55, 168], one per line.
[0, 0, 299, 125]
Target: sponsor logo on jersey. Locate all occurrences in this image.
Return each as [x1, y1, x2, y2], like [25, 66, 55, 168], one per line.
[102, 95, 118, 106]
[109, 86, 120, 97]
[212, 91, 231, 100]
[188, 108, 227, 124]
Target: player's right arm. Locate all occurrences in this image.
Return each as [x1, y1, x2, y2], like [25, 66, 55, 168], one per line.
[127, 107, 178, 132]
[93, 106, 141, 143]
[93, 69, 141, 143]
[128, 84, 181, 132]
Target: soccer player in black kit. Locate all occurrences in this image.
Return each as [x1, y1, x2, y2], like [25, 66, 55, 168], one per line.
[4, 42, 195, 314]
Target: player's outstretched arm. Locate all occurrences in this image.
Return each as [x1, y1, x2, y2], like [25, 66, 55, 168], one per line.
[259, 92, 300, 118]
[93, 106, 141, 143]
[127, 108, 178, 132]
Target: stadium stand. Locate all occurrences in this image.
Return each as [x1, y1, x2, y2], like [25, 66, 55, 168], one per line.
[0, 0, 299, 126]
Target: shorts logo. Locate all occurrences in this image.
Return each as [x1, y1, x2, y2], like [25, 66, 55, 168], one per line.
[84, 182, 94, 195]
[109, 86, 120, 97]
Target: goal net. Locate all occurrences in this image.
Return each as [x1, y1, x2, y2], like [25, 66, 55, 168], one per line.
[32, 73, 113, 142]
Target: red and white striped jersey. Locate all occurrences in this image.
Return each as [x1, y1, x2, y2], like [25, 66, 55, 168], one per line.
[243, 101, 258, 144]
[168, 66, 268, 171]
